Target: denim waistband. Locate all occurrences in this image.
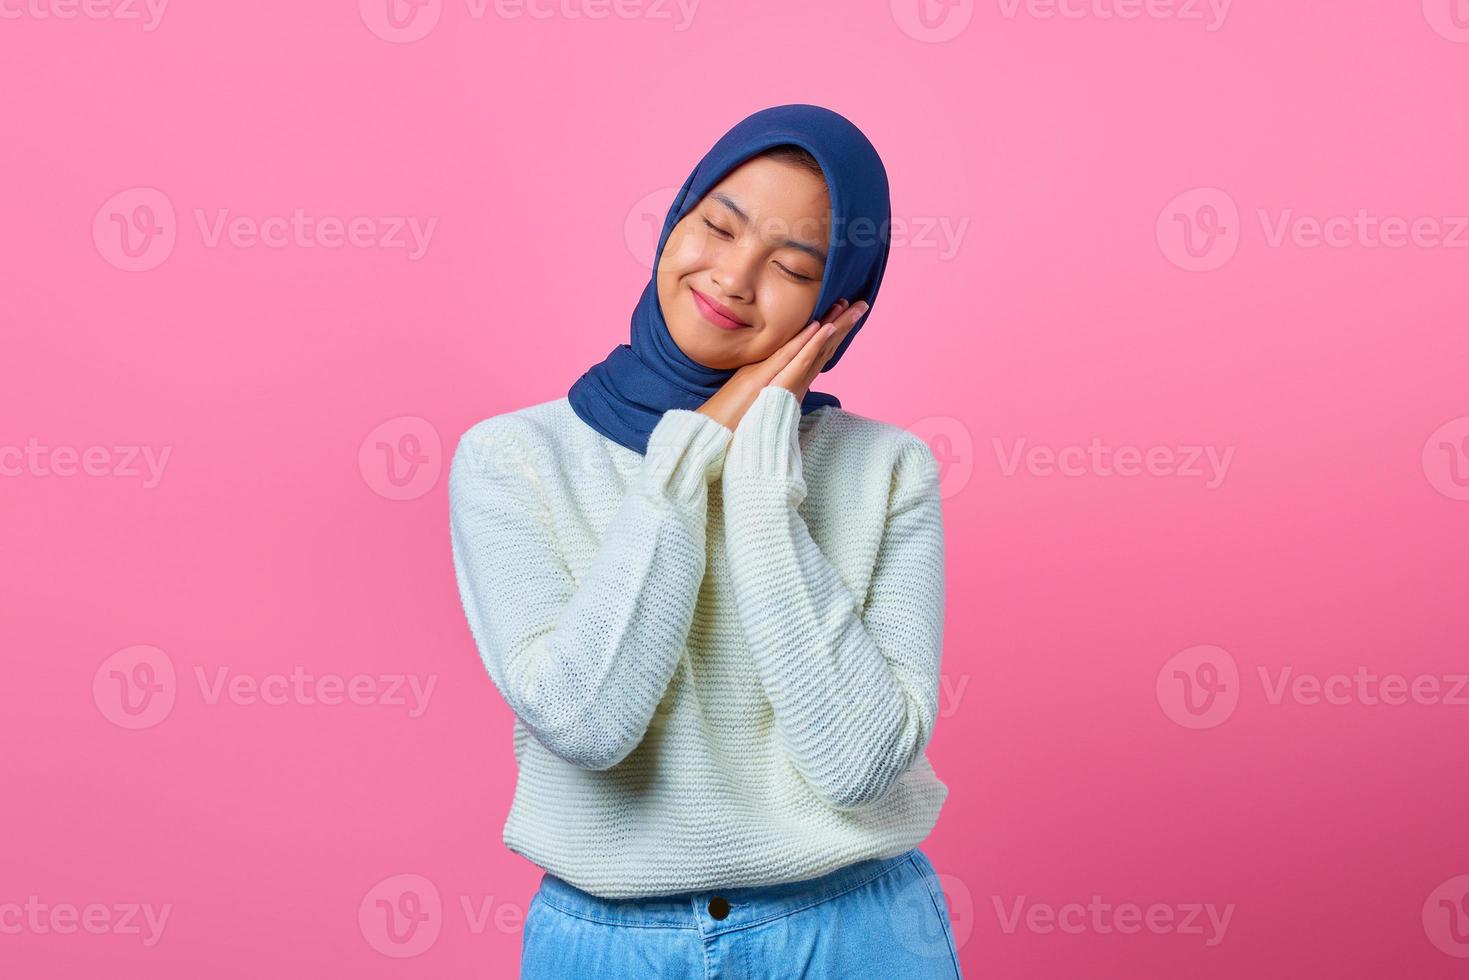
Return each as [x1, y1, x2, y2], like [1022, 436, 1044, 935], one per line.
[533, 848, 922, 936]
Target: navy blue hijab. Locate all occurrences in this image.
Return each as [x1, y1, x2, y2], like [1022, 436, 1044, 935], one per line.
[568, 103, 893, 455]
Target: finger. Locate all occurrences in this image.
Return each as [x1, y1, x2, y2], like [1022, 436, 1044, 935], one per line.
[822, 299, 863, 352]
[762, 320, 825, 378]
[819, 300, 866, 360]
[797, 321, 838, 369]
[771, 324, 833, 392]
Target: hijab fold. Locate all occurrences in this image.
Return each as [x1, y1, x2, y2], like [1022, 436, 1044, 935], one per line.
[568, 103, 893, 455]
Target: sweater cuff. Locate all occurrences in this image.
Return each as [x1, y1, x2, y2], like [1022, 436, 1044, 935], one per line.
[724, 385, 805, 497]
[639, 408, 734, 505]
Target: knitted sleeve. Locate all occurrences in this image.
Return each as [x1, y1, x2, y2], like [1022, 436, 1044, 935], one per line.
[449, 407, 733, 771]
[721, 385, 947, 811]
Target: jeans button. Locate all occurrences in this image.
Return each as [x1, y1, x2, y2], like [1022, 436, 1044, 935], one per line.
[707, 896, 730, 920]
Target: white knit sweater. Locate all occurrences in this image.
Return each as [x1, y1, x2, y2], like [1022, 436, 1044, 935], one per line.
[448, 383, 949, 899]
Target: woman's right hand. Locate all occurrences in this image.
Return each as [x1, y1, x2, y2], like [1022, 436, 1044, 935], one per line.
[695, 299, 858, 432]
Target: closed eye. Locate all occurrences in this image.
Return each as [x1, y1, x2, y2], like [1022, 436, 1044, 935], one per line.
[699, 220, 816, 285]
[701, 217, 733, 239]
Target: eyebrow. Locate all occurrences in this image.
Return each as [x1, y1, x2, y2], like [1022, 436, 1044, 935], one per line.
[711, 192, 828, 265]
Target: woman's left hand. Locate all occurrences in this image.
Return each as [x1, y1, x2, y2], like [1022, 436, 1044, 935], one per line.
[771, 298, 868, 403]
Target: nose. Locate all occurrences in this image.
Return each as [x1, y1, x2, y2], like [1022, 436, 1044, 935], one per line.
[710, 241, 759, 304]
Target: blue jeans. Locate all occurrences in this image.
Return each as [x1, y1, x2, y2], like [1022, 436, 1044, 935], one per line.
[520, 847, 963, 978]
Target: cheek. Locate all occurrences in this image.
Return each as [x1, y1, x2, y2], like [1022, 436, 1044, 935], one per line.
[758, 282, 820, 337]
[660, 224, 714, 276]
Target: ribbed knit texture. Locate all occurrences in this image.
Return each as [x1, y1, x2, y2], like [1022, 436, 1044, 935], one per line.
[448, 383, 949, 899]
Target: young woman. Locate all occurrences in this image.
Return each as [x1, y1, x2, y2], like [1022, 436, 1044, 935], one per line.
[449, 103, 961, 978]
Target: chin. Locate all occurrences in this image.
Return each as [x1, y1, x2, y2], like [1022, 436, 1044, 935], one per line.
[671, 324, 742, 370]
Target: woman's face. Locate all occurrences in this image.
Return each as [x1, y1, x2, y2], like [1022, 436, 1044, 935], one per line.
[657, 155, 831, 370]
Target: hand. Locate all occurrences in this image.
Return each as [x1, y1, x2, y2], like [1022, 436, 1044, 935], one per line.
[695, 298, 868, 432]
[770, 298, 866, 404]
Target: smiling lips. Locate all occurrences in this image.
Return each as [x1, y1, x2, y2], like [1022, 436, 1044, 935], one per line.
[691, 288, 751, 330]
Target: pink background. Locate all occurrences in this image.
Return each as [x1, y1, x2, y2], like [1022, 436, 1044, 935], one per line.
[4, 1, 1468, 976]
